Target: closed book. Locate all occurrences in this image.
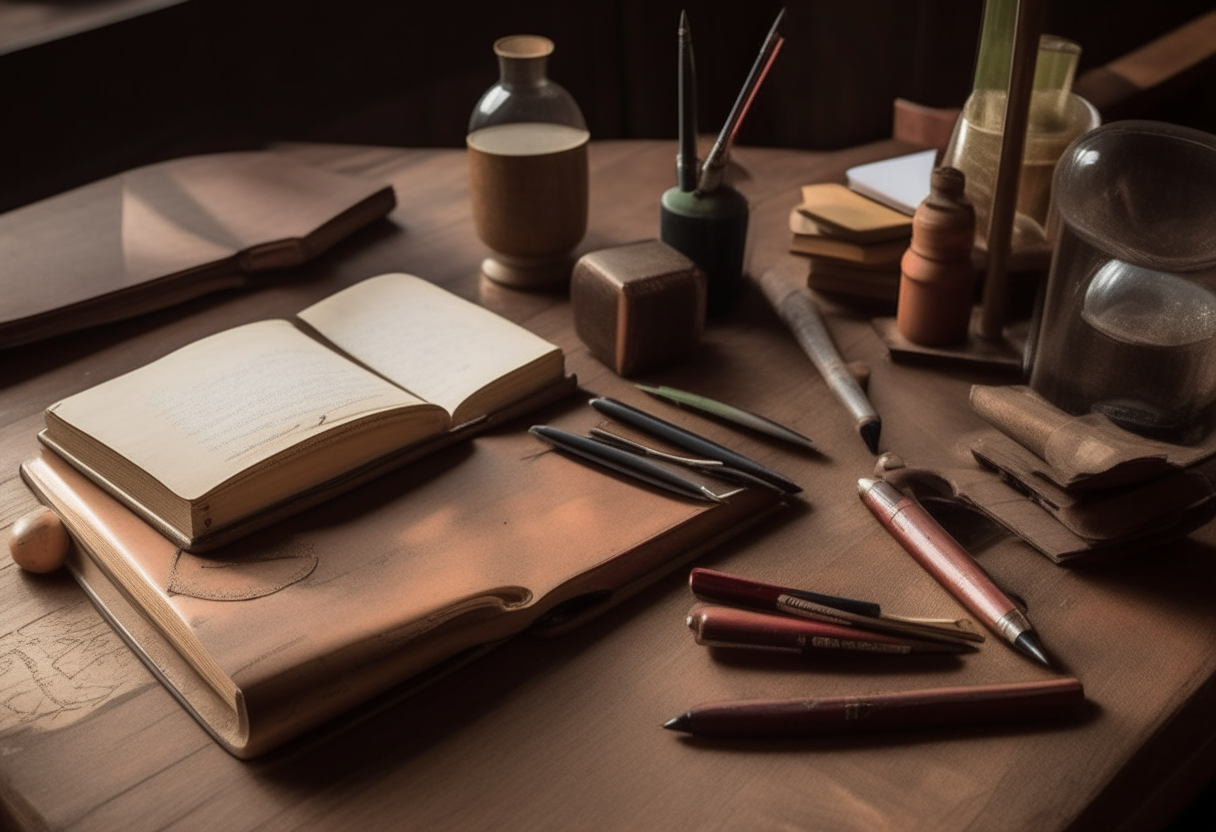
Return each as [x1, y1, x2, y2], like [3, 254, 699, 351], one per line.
[22, 411, 783, 758]
[789, 208, 908, 266]
[806, 257, 900, 303]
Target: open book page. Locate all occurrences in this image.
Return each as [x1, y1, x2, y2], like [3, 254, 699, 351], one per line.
[46, 320, 438, 501]
[297, 273, 563, 424]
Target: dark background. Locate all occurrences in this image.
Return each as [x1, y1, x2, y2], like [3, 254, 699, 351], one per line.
[2, 0, 1215, 214]
[2, 1, 1216, 828]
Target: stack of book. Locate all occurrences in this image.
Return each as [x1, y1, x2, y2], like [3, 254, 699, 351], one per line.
[789, 183, 913, 303]
[23, 272, 782, 757]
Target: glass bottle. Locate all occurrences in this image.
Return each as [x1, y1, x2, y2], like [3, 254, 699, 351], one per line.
[1028, 121, 1216, 442]
[467, 35, 590, 289]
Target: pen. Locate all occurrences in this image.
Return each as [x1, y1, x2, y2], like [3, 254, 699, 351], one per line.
[587, 429, 782, 493]
[696, 7, 786, 194]
[755, 262, 882, 454]
[689, 567, 880, 618]
[662, 677, 1084, 736]
[636, 384, 815, 450]
[588, 397, 801, 494]
[858, 477, 1052, 666]
[677, 10, 698, 193]
[529, 426, 721, 503]
[687, 604, 976, 656]
[690, 567, 983, 645]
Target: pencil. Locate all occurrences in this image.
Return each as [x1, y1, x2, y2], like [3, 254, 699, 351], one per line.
[663, 678, 1084, 736]
[858, 477, 1051, 666]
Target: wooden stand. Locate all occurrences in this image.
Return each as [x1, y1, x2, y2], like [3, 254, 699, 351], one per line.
[877, 0, 1045, 372]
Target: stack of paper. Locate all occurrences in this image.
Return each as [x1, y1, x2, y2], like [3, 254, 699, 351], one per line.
[789, 183, 912, 303]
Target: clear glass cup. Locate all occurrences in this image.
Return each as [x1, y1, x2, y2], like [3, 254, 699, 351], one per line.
[467, 35, 590, 289]
[1028, 121, 1216, 442]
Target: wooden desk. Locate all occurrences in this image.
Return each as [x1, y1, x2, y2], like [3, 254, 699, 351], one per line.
[1, 140, 1214, 832]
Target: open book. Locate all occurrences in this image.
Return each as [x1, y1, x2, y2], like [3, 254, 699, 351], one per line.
[0, 151, 396, 349]
[22, 404, 783, 758]
[40, 273, 570, 550]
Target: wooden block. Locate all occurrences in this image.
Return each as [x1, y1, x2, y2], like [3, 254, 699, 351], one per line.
[571, 240, 706, 377]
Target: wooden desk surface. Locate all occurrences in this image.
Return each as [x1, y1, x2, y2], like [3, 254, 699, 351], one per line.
[1, 140, 1214, 832]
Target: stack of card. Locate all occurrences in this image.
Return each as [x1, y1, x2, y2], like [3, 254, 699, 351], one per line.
[789, 183, 912, 303]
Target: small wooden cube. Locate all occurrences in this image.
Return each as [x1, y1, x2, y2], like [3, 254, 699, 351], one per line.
[571, 239, 706, 377]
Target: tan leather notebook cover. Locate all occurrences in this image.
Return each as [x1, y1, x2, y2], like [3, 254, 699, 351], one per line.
[0, 151, 395, 349]
[21, 403, 784, 758]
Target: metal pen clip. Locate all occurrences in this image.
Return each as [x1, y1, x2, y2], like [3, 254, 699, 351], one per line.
[589, 428, 781, 493]
[588, 397, 801, 494]
[530, 425, 721, 503]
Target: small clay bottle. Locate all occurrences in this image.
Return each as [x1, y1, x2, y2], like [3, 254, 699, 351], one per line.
[896, 166, 977, 345]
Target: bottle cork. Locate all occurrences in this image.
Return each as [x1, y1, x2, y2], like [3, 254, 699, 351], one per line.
[896, 167, 977, 346]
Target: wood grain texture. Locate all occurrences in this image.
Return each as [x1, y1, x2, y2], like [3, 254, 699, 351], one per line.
[0, 140, 1214, 831]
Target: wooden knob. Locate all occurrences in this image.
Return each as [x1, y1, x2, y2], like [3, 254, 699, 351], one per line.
[8, 508, 70, 574]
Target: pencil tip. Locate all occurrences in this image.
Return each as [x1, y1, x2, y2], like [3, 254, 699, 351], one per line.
[663, 714, 691, 732]
[859, 419, 881, 454]
[1014, 632, 1052, 667]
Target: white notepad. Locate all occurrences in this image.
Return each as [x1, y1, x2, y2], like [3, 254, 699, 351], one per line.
[845, 149, 937, 216]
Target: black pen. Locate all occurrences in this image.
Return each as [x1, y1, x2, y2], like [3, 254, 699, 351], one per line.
[676, 10, 698, 193]
[529, 426, 721, 503]
[588, 428, 783, 493]
[588, 397, 801, 494]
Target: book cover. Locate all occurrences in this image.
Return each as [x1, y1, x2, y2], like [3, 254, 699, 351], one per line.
[789, 208, 908, 266]
[796, 183, 911, 243]
[22, 402, 784, 759]
[806, 257, 900, 303]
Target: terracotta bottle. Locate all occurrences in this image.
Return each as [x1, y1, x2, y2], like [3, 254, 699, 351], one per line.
[896, 167, 977, 345]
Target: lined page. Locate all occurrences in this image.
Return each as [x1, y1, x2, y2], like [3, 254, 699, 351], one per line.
[297, 273, 561, 421]
[47, 320, 429, 499]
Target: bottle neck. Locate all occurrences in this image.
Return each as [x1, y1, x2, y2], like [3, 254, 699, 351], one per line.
[972, 0, 1017, 92]
[499, 55, 548, 88]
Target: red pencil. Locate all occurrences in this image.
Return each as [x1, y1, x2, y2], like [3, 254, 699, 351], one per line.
[663, 678, 1084, 736]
